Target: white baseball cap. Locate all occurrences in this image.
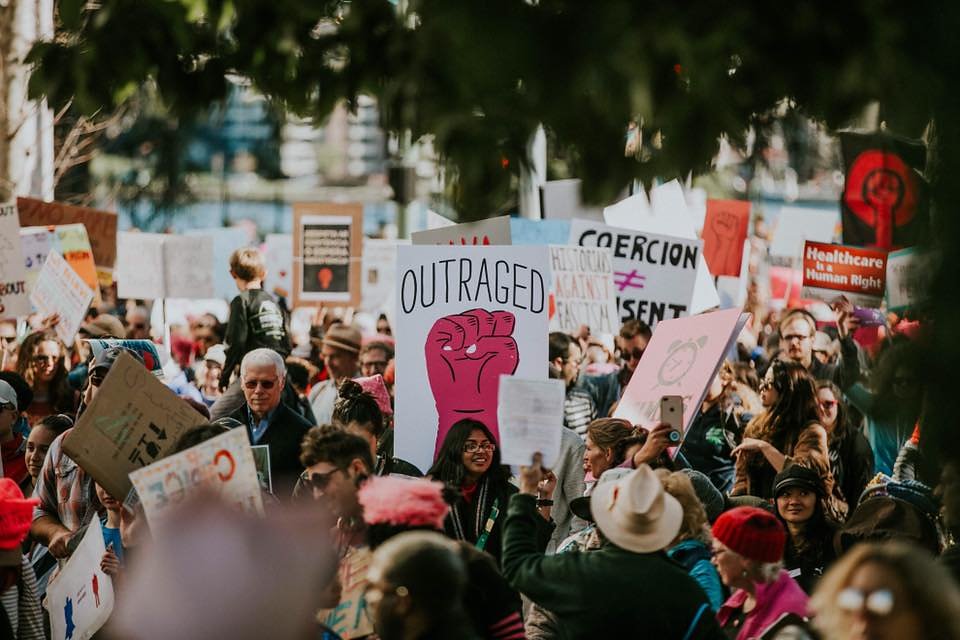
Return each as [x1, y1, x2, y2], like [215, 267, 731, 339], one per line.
[0, 380, 17, 411]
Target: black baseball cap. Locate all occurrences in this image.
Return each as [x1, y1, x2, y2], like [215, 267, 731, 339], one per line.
[89, 347, 145, 374]
[773, 464, 825, 498]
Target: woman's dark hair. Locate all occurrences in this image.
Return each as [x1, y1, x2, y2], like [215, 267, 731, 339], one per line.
[816, 380, 852, 447]
[15, 330, 72, 412]
[745, 360, 821, 452]
[333, 379, 384, 438]
[586, 418, 645, 467]
[34, 413, 74, 437]
[870, 337, 925, 419]
[300, 424, 374, 470]
[0, 372, 33, 412]
[427, 419, 510, 488]
[774, 484, 836, 558]
[173, 422, 231, 453]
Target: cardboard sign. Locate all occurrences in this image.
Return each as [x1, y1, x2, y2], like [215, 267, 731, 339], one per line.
[769, 207, 839, 259]
[186, 227, 250, 299]
[16, 197, 118, 282]
[569, 220, 701, 327]
[116, 232, 215, 299]
[394, 245, 551, 472]
[548, 245, 618, 334]
[614, 308, 748, 438]
[411, 215, 512, 246]
[129, 428, 264, 528]
[86, 339, 164, 375]
[263, 233, 293, 298]
[293, 203, 363, 307]
[0, 202, 30, 319]
[886, 247, 926, 312]
[703, 200, 751, 277]
[497, 376, 565, 467]
[46, 518, 115, 640]
[319, 546, 374, 639]
[63, 352, 208, 501]
[30, 251, 94, 347]
[801, 241, 888, 307]
[361, 238, 402, 313]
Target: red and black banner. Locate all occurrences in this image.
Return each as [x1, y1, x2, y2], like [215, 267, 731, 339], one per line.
[840, 132, 927, 250]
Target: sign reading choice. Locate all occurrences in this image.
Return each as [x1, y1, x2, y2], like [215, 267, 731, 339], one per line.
[801, 241, 888, 308]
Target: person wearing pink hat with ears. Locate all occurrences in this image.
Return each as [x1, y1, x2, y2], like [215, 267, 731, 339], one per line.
[712, 506, 811, 639]
[0, 477, 45, 639]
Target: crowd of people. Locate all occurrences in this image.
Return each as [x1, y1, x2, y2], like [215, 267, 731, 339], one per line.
[0, 242, 953, 640]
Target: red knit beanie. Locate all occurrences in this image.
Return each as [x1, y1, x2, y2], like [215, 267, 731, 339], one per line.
[712, 506, 786, 564]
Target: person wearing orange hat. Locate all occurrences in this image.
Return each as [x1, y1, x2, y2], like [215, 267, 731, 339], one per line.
[0, 477, 44, 639]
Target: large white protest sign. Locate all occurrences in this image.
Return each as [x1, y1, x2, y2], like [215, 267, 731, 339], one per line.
[569, 220, 700, 327]
[116, 232, 215, 299]
[0, 202, 30, 319]
[129, 428, 264, 528]
[411, 215, 512, 246]
[769, 207, 839, 259]
[46, 518, 114, 640]
[263, 233, 293, 298]
[497, 377, 565, 467]
[187, 227, 250, 299]
[361, 238, 403, 313]
[548, 245, 617, 334]
[886, 247, 928, 312]
[30, 251, 94, 346]
[395, 245, 551, 472]
[540, 179, 604, 220]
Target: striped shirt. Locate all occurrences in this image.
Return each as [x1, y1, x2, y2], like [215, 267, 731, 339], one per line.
[564, 388, 596, 435]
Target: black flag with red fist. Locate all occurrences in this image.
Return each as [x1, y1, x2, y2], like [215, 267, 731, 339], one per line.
[840, 132, 927, 250]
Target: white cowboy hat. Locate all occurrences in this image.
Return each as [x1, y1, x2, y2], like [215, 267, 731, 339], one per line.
[590, 464, 683, 554]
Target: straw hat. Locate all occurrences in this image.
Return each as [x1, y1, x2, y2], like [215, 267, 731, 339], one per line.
[590, 464, 683, 554]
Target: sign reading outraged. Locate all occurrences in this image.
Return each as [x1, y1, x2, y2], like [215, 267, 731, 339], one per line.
[569, 220, 700, 326]
[293, 203, 362, 307]
[394, 245, 551, 473]
[801, 241, 888, 307]
[548, 245, 617, 335]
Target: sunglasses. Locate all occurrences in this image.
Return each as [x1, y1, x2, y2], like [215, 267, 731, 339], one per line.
[781, 333, 811, 343]
[89, 373, 106, 388]
[626, 348, 645, 362]
[299, 467, 343, 492]
[837, 588, 895, 616]
[243, 378, 278, 390]
[463, 441, 496, 454]
[819, 400, 837, 409]
[33, 354, 58, 363]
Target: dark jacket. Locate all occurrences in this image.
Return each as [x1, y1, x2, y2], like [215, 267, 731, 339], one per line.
[221, 289, 291, 385]
[680, 402, 742, 494]
[831, 424, 874, 508]
[502, 494, 725, 640]
[229, 402, 312, 498]
[444, 479, 517, 567]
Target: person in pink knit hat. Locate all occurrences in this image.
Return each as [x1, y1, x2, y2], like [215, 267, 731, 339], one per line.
[0, 477, 44, 639]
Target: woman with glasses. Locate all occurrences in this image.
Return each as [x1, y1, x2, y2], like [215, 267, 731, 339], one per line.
[817, 381, 873, 509]
[731, 360, 847, 521]
[15, 331, 76, 425]
[810, 541, 960, 640]
[427, 419, 518, 566]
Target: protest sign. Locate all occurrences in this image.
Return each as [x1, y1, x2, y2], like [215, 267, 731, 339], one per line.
[603, 192, 652, 229]
[0, 202, 30, 319]
[614, 308, 748, 440]
[116, 232, 215, 299]
[319, 546, 374, 639]
[251, 444, 272, 493]
[21, 224, 100, 305]
[769, 207, 839, 259]
[394, 245, 551, 472]
[569, 220, 701, 327]
[801, 241, 888, 307]
[63, 352, 208, 502]
[186, 227, 250, 299]
[548, 245, 617, 335]
[540, 179, 604, 220]
[30, 251, 94, 346]
[497, 377, 565, 467]
[129, 428, 264, 528]
[16, 197, 118, 284]
[411, 215, 512, 246]
[263, 233, 293, 298]
[46, 518, 114, 640]
[361, 238, 402, 313]
[293, 203, 363, 307]
[886, 247, 928, 312]
[86, 339, 164, 375]
[703, 200, 751, 277]
[510, 219, 571, 245]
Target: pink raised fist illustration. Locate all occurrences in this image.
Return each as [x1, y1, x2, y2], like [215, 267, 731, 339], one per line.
[426, 309, 519, 453]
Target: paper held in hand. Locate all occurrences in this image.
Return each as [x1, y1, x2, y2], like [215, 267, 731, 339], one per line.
[29, 251, 94, 347]
[497, 376, 566, 468]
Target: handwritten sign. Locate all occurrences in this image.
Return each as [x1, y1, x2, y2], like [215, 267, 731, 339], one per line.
[548, 245, 617, 334]
[46, 518, 114, 640]
[293, 203, 363, 307]
[21, 224, 100, 305]
[63, 352, 208, 502]
[801, 241, 888, 307]
[129, 428, 264, 528]
[615, 309, 748, 441]
[0, 202, 30, 319]
[703, 200, 751, 277]
[115, 232, 215, 299]
[319, 546, 374, 639]
[886, 247, 927, 312]
[29, 251, 94, 347]
[497, 377, 565, 467]
[411, 215, 512, 246]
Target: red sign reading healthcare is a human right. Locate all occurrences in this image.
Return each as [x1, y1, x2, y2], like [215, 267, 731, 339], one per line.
[801, 241, 888, 307]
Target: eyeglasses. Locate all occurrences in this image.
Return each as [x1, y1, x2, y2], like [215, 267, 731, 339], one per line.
[243, 378, 278, 390]
[626, 348, 645, 362]
[299, 467, 343, 492]
[0, 403, 15, 413]
[0, 336, 16, 345]
[463, 441, 496, 454]
[89, 373, 106, 388]
[781, 333, 811, 343]
[837, 587, 895, 616]
[361, 360, 388, 369]
[819, 400, 837, 409]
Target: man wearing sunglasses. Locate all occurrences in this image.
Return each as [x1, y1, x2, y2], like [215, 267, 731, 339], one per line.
[618, 318, 652, 387]
[226, 349, 312, 498]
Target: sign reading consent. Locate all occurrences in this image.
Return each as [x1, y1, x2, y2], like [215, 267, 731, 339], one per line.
[801, 241, 888, 308]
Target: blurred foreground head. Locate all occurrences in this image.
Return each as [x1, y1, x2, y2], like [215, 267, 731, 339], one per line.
[110, 496, 336, 640]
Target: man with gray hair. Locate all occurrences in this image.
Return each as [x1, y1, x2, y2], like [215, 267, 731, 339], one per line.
[227, 348, 313, 497]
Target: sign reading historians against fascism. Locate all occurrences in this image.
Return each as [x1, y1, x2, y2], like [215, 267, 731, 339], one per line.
[548, 245, 617, 335]
[293, 203, 363, 307]
[568, 219, 701, 327]
[394, 245, 551, 473]
[801, 241, 888, 308]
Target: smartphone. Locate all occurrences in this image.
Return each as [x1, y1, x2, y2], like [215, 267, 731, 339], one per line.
[660, 395, 684, 444]
[853, 306, 886, 327]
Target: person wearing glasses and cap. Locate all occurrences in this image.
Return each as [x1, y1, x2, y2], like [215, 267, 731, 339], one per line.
[226, 349, 312, 499]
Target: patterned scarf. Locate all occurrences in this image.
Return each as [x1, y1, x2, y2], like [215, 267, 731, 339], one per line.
[449, 476, 493, 543]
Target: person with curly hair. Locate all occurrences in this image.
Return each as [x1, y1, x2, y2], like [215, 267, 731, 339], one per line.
[15, 331, 75, 424]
